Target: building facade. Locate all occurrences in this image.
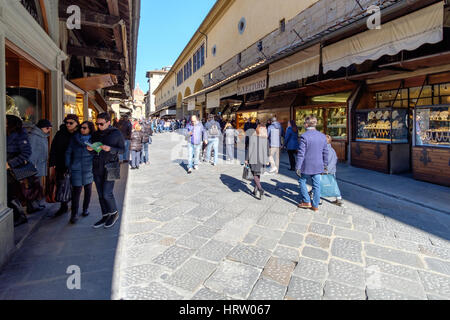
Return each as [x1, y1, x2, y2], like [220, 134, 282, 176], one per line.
[146, 67, 170, 117]
[153, 0, 450, 187]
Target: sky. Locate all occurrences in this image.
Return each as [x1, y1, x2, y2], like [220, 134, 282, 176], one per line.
[134, 0, 217, 93]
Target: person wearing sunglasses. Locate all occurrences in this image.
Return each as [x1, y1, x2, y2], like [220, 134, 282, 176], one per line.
[65, 121, 95, 224]
[87, 113, 125, 229]
[49, 114, 79, 217]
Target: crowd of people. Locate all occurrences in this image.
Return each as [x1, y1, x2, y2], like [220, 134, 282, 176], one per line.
[6, 113, 125, 228]
[182, 113, 343, 210]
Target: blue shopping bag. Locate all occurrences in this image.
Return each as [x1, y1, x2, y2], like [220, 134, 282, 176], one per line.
[320, 174, 341, 198]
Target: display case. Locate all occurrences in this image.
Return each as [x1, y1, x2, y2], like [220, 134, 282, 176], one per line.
[295, 108, 324, 135]
[414, 105, 450, 147]
[355, 108, 408, 143]
[327, 107, 347, 140]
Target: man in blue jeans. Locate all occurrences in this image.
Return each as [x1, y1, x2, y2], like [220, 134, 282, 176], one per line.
[204, 114, 222, 166]
[296, 115, 328, 212]
[185, 115, 207, 174]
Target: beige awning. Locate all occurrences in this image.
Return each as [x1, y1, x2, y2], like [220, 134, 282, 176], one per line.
[269, 44, 320, 88]
[206, 90, 220, 109]
[196, 94, 206, 104]
[187, 98, 196, 111]
[323, 2, 444, 73]
[237, 70, 267, 95]
[220, 80, 238, 98]
[71, 74, 118, 91]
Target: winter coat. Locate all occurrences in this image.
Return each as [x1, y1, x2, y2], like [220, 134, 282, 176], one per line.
[141, 123, 151, 143]
[246, 131, 269, 174]
[65, 133, 94, 187]
[284, 127, 299, 151]
[268, 121, 285, 148]
[49, 124, 75, 173]
[116, 119, 132, 140]
[130, 130, 144, 151]
[7, 129, 32, 169]
[91, 126, 125, 176]
[204, 120, 222, 139]
[185, 122, 207, 145]
[27, 125, 49, 177]
[296, 128, 329, 175]
[327, 144, 338, 175]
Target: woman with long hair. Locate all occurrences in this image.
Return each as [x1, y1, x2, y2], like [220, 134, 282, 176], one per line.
[223, 121, 239, 162]
[284, 120, 300, 171]
[65, 121, 95, 224]
[245, 120, 269, 200]
[6, 115, 32, 226]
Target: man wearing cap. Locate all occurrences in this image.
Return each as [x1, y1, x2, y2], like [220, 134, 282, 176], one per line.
[49, 114, 79, 217]
[27, 119, 52, 212]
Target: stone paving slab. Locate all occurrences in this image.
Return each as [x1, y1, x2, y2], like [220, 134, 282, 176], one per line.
[364, 244, 424, 268]
[195, 240, 233, 262]
[286, 276, 322, 300]
[227, 244, 272, 268]
[152, 246, 195, 270]
[323, 281, 366, 300]
[165, 258, 217, 292]
[262, 257, 296, 286]
[248, 278, 287, 300]
[293, 257, 328, 282]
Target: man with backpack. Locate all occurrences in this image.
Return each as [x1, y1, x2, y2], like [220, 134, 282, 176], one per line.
[204, 114, 222, 166]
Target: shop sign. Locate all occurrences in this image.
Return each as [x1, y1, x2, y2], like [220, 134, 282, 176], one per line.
[188, 98, 196, 111]
[237, 71, 267, 95]
[207, 90, 220, 109]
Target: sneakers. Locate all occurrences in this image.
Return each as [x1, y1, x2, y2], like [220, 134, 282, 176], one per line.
[93, 214, 109, 229]
[82, 210, 90, 217]
[268, 167, 278, 173]
[298, 202, 312, 209]
[104, 211, 119, 229]
[194, 165, 199, 170]
[332, 199, 343, 207]
[310, 207, 319, 212]
[187, 168, 192, 174]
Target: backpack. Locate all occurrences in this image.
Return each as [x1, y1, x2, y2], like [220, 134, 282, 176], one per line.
[208, 122, 220, 136]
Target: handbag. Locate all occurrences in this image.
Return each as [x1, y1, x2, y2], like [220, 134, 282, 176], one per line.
[55, 173, 72, 203]
[9, 161, 38, 181]
[20, 176, 42, 202]
[320, 174, 341, 198]
[242, 165, 254, 181]
[105, 160, 120, 181]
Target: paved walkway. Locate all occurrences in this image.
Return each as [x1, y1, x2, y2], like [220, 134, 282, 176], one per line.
[0, 166, 128, 300]
[114, 131, 450, 300]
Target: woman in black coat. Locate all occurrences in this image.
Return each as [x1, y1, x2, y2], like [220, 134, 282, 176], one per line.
[6, 115, 32, 226]
[245, 121, 269, 200]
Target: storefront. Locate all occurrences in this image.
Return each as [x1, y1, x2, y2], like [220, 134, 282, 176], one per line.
[64, 80, 86, 121]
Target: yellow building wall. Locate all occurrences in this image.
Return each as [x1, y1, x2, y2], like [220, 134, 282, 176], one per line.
[155, 0, 319, 106]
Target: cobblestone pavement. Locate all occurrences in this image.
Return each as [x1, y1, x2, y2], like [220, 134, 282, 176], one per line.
[115, 131, 450, 300]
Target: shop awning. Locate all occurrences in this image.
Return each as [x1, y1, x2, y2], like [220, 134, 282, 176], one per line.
[237, 70, 267, 95]
[71, 74, 118, 91]
[220, 80, 238, 98]
[323, 1, 444, 73]
[260, 93, 298, 111]
[207, 90, 220, 109]
[187, 98, 196, 111]
[269, 44, 320, 88]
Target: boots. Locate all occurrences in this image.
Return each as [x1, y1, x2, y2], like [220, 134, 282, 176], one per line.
[70, 211, 78, 224]
[11, 199, 28, 227]
[259, 189, 265, 200]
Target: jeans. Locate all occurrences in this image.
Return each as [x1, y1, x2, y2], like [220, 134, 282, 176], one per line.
[71, 183, 92, 216]
[205, 137, 219, 164]
[120, 140, 130, 161]
[141, 143, 149, 163]
[226, 144, 234, 161]
[94, 174, 117, 215]
[299, 174, 322, 208]
[269, 147, 281, 171]
[187, 143, 201, 169]
[131, 150, 141, 168]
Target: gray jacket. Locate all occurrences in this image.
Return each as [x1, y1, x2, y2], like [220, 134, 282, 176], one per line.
[27, 125, 49, 177]
[204, 120, 222, 139]
[327, 144, 338, 175]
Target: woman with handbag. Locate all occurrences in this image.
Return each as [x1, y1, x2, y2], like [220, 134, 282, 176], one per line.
[49, 114, 79, 217]
[88, 113, 125, 229]
[6, 115, 33, 227]
[245, 120, 269, 200]
[65, 121, 95, 224]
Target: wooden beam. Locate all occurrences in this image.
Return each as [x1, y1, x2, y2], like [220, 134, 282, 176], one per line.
[39, 0, 49, 34]
[84, 66, 126, 76]
[67, 45, 124, 61]
[59, 5, 121, 29]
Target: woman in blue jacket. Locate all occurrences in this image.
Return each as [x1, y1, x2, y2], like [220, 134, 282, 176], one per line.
[284, 120, 300, 171]
[65, 121, 95, 224]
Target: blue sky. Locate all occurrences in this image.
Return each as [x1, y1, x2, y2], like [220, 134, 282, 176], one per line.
[135, 0, 217, 93]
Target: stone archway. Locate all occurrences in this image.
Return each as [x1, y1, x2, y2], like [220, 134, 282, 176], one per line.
[194, 79, 203, 93]
[184, 87, 192, 97]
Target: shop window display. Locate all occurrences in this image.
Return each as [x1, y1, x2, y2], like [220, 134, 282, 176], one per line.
[296, 107, 347, 140]
[64, 89, 84, 120]
[415, 105, 450, 147]
[6, 87, 42, 124]
[355, 108, 408, 143]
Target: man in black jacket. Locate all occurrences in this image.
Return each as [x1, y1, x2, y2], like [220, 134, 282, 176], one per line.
[88, 113, 125, 229]
[49, 114, 79, 217]
[116, 115, 132, 162]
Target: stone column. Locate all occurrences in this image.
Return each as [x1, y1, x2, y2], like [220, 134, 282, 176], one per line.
[0, 30, 15, 268]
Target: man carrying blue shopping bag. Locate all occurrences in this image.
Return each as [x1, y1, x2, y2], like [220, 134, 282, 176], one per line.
[295, 115, 328, 212]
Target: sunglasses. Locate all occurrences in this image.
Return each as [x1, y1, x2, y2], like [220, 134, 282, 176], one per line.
[81, 126, 89, 130]
[96, 122, 106, 127]
[66, 121, 76, 125]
